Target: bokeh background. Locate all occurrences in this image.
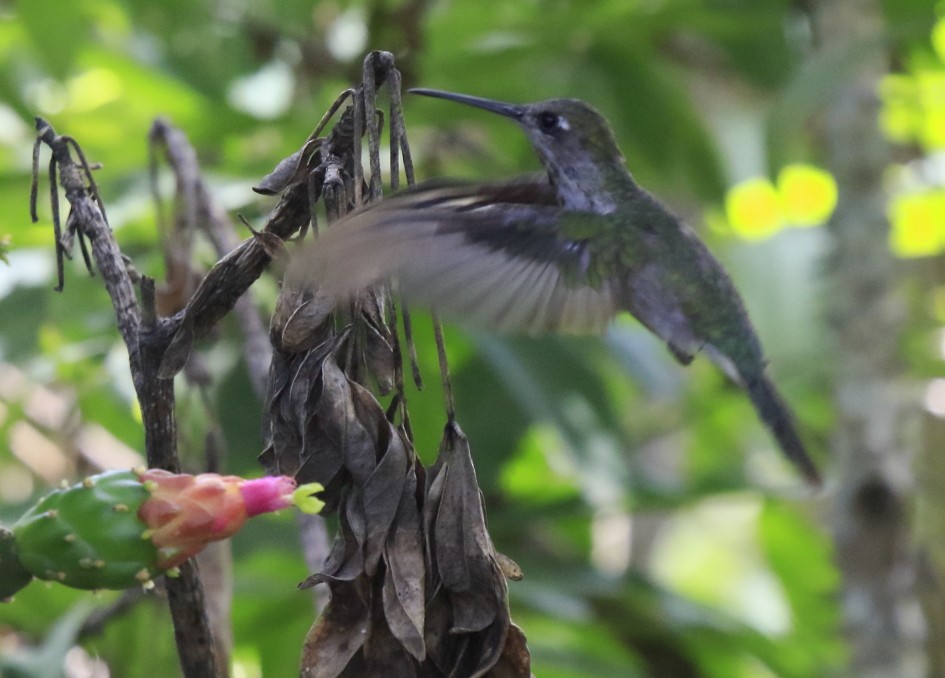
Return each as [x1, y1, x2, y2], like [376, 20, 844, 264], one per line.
[0, 1, 943, 676]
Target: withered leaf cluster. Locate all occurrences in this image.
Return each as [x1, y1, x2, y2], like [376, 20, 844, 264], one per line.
[258, 52, 531, 677]
[264, 318, 529, 677]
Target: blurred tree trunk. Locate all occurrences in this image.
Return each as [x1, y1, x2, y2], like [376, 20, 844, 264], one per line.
[814, 1, 924, 676]
[918, 414, 945, 677]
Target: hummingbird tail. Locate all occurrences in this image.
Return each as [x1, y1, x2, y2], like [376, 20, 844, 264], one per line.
[745, 374, 821, 486]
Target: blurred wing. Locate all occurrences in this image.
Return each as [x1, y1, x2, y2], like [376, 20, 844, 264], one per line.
[296, 182, 620, 334]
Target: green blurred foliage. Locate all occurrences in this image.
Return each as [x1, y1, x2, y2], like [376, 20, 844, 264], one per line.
[878, 14, 945, 258]
[1, 0, 938, 676]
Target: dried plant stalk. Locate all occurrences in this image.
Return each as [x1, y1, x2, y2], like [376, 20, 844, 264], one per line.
[259, 51, 530, 677]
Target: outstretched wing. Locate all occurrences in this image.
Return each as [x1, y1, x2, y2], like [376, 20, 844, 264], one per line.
[295, 181, 620, 334]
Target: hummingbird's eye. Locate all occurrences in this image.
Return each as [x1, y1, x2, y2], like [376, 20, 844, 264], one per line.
[537, 111, 561, 133]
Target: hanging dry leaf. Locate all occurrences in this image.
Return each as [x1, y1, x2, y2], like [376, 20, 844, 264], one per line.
[382, 463, 426, 661]
[300, 580, 371, 678]
[253, 149, 307, 196]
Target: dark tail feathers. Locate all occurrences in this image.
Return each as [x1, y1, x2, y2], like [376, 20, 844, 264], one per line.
[746, 374, 821, 486]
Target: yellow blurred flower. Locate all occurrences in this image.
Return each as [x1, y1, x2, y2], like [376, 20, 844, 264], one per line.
[889, 191, 945, 257]
[879, 101, 921, 143]
[878, 69, 945, 149]
[725, 178, 784, 240]
[777, 164, 838, 226]
[916, 70, 945, 148]
[877, 73, 923, 145]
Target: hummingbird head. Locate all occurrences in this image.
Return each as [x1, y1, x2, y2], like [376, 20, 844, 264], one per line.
[410, 89, 632, 213]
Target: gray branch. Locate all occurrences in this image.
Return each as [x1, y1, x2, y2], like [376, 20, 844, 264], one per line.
[33, 118, 225, 678]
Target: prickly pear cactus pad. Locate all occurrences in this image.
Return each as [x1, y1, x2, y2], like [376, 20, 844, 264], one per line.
[12, 470, 158, 591]
[2, 469, 324, 597]
[0, 528, 33, 600]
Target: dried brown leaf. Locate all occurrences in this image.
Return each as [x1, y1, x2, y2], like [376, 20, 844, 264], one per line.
[280, 295, 335, 352]
[260, 352, 305, 476]
[383, 463, 426, 661]
[301, 493, 364, 587]
[425, 608, 511, 678]
[414, 423, 517, 677]
[361, 425, 408, 575]
[300, 581, 370, 678]
[421, 587, 454, 674]
[253, 149, 305, 196]
[361, 607, 418, 677]
[316, 358, 377, 486]
[465, 613, 512, 678]
[433, 425, 502, 633]
[485, 624, 532, 678]
[263, 343, 331, 481]
[344, 485, 368, 558]
[361, 289, 386, 324]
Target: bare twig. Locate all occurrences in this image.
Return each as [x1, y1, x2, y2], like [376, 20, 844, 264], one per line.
[149, 118, 272, 400]
[432, 312, 456, 423]
[31, 118, 224, 678]
[362, 53, 388, 202]
[33, 119, 140, 365]
[149, 119, 264, 665]
[157, 180, 310, 379]
[388, 66, 424, 389]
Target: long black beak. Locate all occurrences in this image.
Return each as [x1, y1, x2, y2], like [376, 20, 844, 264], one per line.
[408, 88, 524, 120]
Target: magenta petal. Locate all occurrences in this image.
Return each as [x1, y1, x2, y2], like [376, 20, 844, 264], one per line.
[239, 476, 297, 516]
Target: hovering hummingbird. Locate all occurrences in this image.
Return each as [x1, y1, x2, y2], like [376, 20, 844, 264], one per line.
[299, 88, 821, 485]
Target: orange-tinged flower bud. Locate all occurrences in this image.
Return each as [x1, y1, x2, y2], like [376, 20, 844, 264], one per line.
[136, 471, 323, 569]
[137, 470, 250, 568]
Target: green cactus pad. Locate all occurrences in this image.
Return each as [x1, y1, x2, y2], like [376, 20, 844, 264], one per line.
[12, 470, 162, 590]
[0, 527, 33, 599]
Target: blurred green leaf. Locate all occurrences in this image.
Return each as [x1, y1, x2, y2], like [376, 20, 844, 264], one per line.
[0, 600, 94, 678]
[758, 500, 845, 674]
[500, 424, 582, 504]
[17, 1, 89, 78]
[82, 595, 180, 678]
[231, 547, 317, 678]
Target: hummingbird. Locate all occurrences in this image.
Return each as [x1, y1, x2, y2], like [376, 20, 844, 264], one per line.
[299, 88, 821, 485]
